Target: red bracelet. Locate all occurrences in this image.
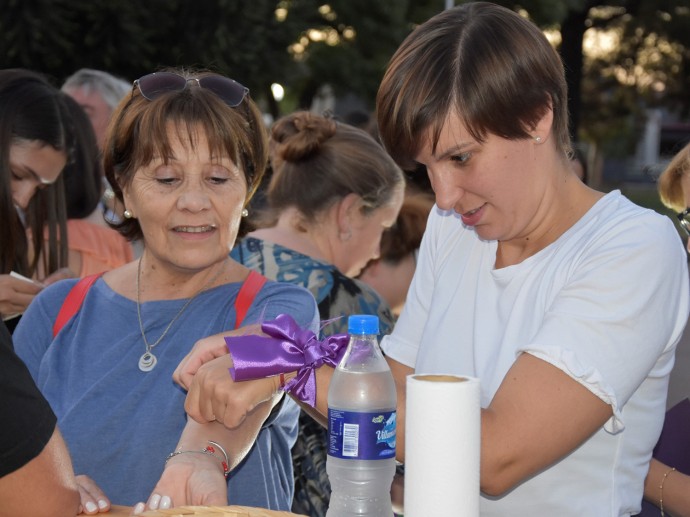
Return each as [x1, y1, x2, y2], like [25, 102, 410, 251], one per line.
[166, 441, 230, 479]
[205, 442, 230, 479]
[279, 372, 286, 389]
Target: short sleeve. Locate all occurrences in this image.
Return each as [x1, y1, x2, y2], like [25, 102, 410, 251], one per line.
[521, 213, 689, 433]
[381, 206, 441, 367]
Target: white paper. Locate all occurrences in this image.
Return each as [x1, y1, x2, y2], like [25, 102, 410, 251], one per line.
[10, 271, 35, 284]
[2, 272, 36, 320]
[404, 374, 480, 517]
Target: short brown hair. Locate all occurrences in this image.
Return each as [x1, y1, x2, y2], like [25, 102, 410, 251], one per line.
[376, 2, 570, 171]
[658, 142, 690, 213]
[261, 111, 404, 226]
[104, 69, 268, 241]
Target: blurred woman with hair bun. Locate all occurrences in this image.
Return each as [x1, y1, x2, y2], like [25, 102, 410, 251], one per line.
[231, 110, 405, 516]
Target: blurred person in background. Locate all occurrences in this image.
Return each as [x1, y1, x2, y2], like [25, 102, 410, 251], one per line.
[659, 141, 690, 253]
[231, 110, 404, 517]
[62, 68, 129, 152]
[0, 68, 75, 333]
[61, 95, 134, 277]
[358, 191, 434, 318]
[62, 68, 130, 224]
[639, 140, 690, 517]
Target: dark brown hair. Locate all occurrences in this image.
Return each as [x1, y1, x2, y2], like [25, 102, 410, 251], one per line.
[260, 111, 404, 226]
[0, 69, 71, 276]
[62, 94, 102, 219]
[104, 69, 268, 241]
[376, 2, 571, 171]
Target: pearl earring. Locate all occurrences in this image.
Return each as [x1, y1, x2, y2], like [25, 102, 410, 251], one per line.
[534, 136, 542, 143]
[241, 208, 249, 218]
[123, 209, 133, 219]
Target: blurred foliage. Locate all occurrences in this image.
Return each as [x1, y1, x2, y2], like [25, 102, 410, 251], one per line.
[0, 0, 413, 118]
[579, 1, 690, 156]
[0, 0, 688, 155]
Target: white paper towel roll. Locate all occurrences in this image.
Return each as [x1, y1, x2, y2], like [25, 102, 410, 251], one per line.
[404, 374, 480, 517]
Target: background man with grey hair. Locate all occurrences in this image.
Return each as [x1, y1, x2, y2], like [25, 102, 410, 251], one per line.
[62, 68, 130, 225]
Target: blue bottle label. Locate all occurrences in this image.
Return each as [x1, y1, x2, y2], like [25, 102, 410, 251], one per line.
[328, 409, 397, 460]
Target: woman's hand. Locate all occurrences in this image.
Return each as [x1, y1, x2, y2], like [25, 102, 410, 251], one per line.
[0, 273, 43, 318]
[183, 354, 281, 429]
[131, 452, 228, 515]
[41, 267, 75, 286]
[173, 324, 262, 391]
[75, 474, 110, 514]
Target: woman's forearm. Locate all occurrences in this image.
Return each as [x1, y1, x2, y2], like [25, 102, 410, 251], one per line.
[644, 458, 690, 517]
[175, 393, 282, 472]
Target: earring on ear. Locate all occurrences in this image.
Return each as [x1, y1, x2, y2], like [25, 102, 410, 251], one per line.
[241, 208, 249, 218]
[123, 209, 133, 219]
[534, 136, 543, 144]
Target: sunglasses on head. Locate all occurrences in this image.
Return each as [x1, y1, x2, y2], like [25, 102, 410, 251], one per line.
[133, 72, 249, 107]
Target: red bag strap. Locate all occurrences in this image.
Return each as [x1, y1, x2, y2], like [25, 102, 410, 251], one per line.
[234, 270, 267, 329]
[52, 269, 265, 338]
[52, 273, 104, 338]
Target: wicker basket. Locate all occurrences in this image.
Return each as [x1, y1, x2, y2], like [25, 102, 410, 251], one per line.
[108, 505, 305, 517]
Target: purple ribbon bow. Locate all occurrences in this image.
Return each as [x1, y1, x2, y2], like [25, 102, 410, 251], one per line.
[225, 313, 349, 407]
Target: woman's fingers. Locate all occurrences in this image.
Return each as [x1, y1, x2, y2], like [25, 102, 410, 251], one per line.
[132, 494, 172, 515]
[41, 267, 75, 285]
[173, 333, 232, 389]
[75, 474, 110, 514]
[173, 325, 262, 389]
[146, 493, 172, 510]
[0, 274, 42, 316]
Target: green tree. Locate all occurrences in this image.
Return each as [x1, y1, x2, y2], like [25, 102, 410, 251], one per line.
[0, 0, 412, 118]
[1, 0, 688, 167]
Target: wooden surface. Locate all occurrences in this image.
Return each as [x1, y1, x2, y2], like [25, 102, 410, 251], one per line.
[103, 505, 305, 516]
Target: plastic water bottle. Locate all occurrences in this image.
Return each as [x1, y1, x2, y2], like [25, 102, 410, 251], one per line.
[326, 314, 397, 517]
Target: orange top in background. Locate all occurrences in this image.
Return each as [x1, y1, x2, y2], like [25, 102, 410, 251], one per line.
[66, 219, 133, 277]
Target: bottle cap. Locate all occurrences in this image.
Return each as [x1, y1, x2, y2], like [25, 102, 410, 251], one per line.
[348, 314, 379, 335]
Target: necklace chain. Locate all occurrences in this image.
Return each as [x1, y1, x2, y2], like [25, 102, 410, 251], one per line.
[135, 258, 226, 354]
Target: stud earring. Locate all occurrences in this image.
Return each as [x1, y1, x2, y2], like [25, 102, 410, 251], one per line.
[534, 136, 542, 143]
[123, 209, 133, 219]
[241, 208, 249, 218]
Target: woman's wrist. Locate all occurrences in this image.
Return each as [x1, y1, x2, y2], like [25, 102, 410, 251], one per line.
[276, 371, 297, 391]
[225, 314, 349, 407]
[165, 441, 230, 478]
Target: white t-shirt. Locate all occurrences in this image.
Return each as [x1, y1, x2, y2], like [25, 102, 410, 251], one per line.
[382, 190, 689, 516]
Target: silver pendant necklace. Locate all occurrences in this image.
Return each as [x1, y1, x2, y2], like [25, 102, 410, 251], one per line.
[135, 257, 225, 372]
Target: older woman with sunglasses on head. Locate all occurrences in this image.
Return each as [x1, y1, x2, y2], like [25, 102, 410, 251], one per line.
[13, 68, 319, 514]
